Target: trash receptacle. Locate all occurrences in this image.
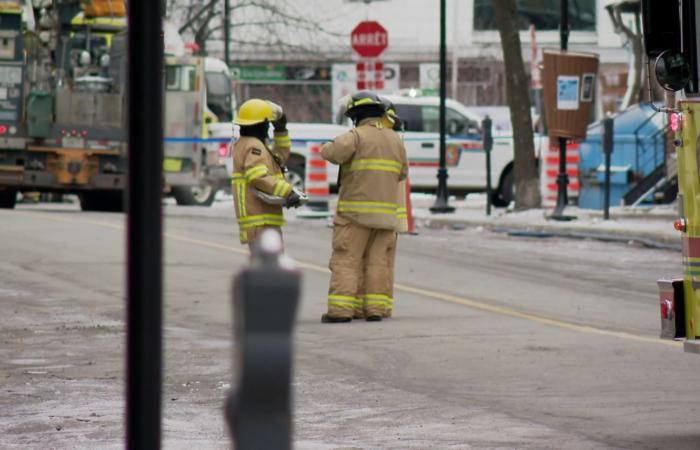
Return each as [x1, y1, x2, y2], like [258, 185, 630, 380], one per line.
[542, 49, 600, 141]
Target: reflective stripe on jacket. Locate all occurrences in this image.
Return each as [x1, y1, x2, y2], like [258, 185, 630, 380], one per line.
[232, 131, 291, 243]
[321, 118, 408, 230]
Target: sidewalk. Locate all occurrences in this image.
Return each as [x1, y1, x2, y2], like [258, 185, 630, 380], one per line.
[409, 194, 681, 251]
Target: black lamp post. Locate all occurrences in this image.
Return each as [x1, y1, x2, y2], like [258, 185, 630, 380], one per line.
[430, 0, 455, 213]
[551, 0, 575, 220]
[126, 0, 164, 448]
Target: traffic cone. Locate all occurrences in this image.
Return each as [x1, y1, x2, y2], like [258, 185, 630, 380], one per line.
[296, 143, 332, 219]
[403, 176, 417, 235]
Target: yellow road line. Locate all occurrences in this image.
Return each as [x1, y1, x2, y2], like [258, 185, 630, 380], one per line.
[7, 209, 682, 348]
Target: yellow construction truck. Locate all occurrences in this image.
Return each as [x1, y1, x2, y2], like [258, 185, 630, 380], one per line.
[644, 0, 700, 352]
[0, 1, 230, 210]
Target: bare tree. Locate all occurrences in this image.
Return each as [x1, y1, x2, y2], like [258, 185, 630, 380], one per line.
[606, 1, 643, 110]
[491, 0, 541, 209]
[166, 0, 344, 59]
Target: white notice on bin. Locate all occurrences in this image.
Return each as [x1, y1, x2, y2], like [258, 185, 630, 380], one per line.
[0, 87, 6, 100]
[557, 75, 580, 110]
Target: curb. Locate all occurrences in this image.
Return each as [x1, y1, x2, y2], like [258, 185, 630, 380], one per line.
[414, 215, 681, 251]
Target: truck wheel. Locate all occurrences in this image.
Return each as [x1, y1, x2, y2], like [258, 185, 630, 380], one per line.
[286, 158, 305, 191]
[491, 168, 514, 207]
[80, 191, 124, 212]
[172, 182, 217, 206]
[0, 188, 17, 209]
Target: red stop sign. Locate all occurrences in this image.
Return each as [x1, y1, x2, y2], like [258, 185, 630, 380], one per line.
[351, 21, 388, 58]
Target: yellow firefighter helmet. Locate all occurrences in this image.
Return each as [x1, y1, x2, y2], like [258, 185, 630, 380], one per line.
[234, 99, 276, 126]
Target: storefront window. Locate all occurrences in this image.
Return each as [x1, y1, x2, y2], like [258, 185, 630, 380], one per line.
[474, 0, 596, 31]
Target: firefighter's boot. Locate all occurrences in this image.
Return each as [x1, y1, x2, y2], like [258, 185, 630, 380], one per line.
[321, 314, 352, 323]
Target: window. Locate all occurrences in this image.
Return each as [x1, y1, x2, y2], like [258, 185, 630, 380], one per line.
[165, 65, 196, 92]
[418, 106, 480, 136]
[474, 0, 596, 31]
[393, 104, 422, 132]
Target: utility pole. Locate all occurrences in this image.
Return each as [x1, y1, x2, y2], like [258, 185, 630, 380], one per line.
[430, 0, 455, 213]
[551, 0, 573, 220]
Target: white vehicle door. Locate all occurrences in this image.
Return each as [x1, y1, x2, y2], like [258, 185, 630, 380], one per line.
[163, 56, 205, 186]
[397, 104, 483, 191]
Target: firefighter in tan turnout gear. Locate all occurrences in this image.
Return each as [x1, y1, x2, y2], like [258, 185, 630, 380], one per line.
[380, 97, 407, 318]
[320, 91, 409, 323]
[232, 99, 303, 250]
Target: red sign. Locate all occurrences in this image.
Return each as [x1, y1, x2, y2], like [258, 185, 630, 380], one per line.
[356, 59, 384, 90]
[351, 21, 388, 58]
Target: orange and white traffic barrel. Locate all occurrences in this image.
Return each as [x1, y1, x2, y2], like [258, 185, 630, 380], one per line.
[297, 143, 332, 218]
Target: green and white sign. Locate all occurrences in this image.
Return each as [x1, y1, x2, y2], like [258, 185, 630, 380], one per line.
[231, 65, 286, 82]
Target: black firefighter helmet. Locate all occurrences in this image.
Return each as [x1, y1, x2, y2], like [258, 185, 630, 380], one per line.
[344, 91, 385, 123]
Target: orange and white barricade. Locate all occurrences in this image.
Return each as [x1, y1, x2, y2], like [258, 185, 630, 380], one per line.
[296, 143, 332, 219]
[398, 177, 417, 234]
[540, 141, 580, 208]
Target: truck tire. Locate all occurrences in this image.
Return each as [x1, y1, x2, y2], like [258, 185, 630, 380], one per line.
[286, 158, 305, 191]
[172, 182, 217, 206]
[491, 168, 514, 207]
[0, 188, 17, 209]
[80, 191, 124, 212]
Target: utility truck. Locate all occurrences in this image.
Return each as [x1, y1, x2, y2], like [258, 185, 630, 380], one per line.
[0, 1, 232, 210]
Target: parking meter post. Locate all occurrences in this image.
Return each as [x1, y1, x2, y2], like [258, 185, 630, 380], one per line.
[483, 116, 493, 216]
[225, 231, 300, 450]
[602, 116, 614, 220]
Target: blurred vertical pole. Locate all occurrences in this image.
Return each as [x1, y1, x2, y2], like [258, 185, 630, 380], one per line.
[483, 116, 493, 216]
[430, 0, 455, 213]
[224, 0, 231, 66]
[552, 0, 571, 219]
[127, 0, 164, 448]
[602, 117, 614, 220]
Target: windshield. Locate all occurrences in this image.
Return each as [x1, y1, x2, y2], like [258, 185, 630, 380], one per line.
[205, 72, 231, 97]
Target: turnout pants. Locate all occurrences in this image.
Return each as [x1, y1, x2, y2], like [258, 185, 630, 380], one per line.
[327, 222, 396, 319]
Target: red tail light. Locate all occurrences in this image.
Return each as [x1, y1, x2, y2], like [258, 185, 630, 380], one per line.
[674, 218, 687, 232]
[218, 142, 230, 157]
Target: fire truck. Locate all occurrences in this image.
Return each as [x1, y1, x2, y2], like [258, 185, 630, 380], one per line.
[644, 0, 700, 352]
[0, 1, 230, 210]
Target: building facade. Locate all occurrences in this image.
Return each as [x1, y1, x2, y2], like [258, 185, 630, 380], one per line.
[201, 0, 634, 122]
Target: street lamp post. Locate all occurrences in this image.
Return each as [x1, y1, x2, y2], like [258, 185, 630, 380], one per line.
[551, 0, 574, 220]
[430, 0, 455, 213]
[126, 0, 164, 448]
[224, 0, 230, 66]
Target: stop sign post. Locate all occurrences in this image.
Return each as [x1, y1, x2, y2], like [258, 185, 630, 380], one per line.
[351, 21, 388, 90]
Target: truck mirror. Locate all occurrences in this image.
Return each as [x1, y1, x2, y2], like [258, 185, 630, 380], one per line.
[655, 50, 691, 92]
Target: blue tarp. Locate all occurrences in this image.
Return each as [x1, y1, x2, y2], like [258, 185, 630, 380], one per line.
[578, 104, 666, 209]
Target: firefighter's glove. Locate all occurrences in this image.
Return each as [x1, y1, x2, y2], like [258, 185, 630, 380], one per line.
[285, 189, 302, 208]
[273, 113, 287, 132]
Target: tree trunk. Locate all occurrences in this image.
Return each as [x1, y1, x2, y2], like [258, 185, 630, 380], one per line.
[491, 0, 541, 209]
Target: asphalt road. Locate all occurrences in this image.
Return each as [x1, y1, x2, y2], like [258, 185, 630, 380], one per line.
[0, 200, 698, 450]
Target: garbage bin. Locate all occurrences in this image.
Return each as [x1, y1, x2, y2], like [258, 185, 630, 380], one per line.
[542, 49, 600, 141]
